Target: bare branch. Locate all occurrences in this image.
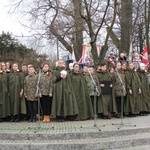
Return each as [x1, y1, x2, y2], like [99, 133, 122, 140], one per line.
[94, 0, 110, 44]
[104, 0, 117, 47]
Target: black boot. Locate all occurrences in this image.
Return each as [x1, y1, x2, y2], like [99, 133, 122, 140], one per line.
[57, 116, 61, 122]
[32, 116, 36, 122]
[102, 115, 111, 119]
[14, 115, 20, 122]
[116, 113, 121, 118]
[10, 116, 16, 122]
[0, 118, 3, 122]
[61, 117, 65, 122]
[28, 116, 33, 122]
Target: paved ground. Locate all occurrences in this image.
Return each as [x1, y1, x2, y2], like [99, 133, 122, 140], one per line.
[0, 115, 150, 150]
[0, 115, 149, 133]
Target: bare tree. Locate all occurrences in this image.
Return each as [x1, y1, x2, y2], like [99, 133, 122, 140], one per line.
[106, 0, 150, 55]
[145, 0, 150, 53]
[9, 0, 149, 65]
[9, 0, 117, 63]
[80, 0, 117, 65]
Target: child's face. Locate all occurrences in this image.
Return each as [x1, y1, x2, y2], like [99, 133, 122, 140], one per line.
[90, 68, 95, 74]
[58, 61, 64, 68]
[116, 63, 121, 69]
[110, 68, 114, 74]
[12, 64, 19, 71]
[83, 67, 88, 73]
[74, 65, 80, 72]
[101, 65, 107, 71]
[43, 64, 49, 72]
[22, 66, 27, 72]
[122, 64, 126, 70]
[6, 62, 10, 69]
[129, 63, 134, 70]
[28, 67, 35, 75]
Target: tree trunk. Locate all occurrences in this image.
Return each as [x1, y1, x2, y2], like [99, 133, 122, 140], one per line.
[107, 27, 121, 51]
[72, 0, 84, 61]
[145, 0, 150, 53]
[120, 0, 132, 55]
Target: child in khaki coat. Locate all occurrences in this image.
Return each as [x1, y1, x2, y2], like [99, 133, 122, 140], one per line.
[24, 66, 38, 122]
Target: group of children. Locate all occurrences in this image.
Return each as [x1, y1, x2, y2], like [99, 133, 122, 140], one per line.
[0, 59, 150, 123]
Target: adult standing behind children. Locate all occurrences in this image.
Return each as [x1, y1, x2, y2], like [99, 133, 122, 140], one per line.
[70, 63, 93, 120]
[51, 59, 79, 122]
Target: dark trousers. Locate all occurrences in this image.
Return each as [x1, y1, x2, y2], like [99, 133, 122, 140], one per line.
[91, 96, 98, 114]
[25, 98, 30, 119]
[27, 101, 38, 119]
[116, 97, 121, 113]
[41, 95, 52, 116]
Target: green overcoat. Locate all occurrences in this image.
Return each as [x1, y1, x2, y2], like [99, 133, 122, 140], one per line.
[51, 67, 79, 118]
[8, 71, 24, 116]
[137, 70, 150, 112]
[125, 69, 141, 114]
[97, 70, 113, 115]
[70, 71, 94, 120]
[20, 72, 27, 114]
[0, 73, 11, 118]
[109, 72, 117, 113]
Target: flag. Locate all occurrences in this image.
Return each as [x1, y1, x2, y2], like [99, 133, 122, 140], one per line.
[78, 43, 101, 64]
[97, 44, 101, 57]
[141, 45, 149, 67]
[108, 57, 115, 67]
[66, 55, 70, 61]
[128, 39, 132, 61]
[78, 44, 86, 64]
[71, 49, 76, 62]
[81, 44, 87, 63]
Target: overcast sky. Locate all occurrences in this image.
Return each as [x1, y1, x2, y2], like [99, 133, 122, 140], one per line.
[0, 0, 29, 36]
[0, 0, 105, 58]
[0, 0, 46, 54]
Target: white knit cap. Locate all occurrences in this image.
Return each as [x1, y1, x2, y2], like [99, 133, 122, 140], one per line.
[60, 70, 67, 75]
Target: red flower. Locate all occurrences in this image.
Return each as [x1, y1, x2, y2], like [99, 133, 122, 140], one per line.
[15, 69, 20, 75]
[0, 70, 3, 74]
[61, 65, 66, 69]
[121, 71, 124, 74]
[47, 72, 51, 77]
